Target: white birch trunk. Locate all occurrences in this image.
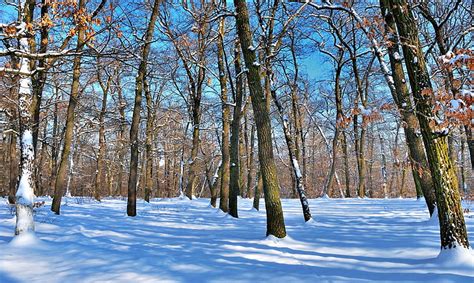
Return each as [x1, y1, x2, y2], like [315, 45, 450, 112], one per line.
[15, 2, 35, 235]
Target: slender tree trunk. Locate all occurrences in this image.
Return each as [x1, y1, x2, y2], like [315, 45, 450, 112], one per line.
[459, 131, 466, 195]
[234, 0, 286, 237]
[465, 126, 474, 169]
[253, 170, 262, 211]
[210, 160, 221, 207]
[116, 78, 126, 196]
[342, 131, 351, 197]
[144, 79, 154, 202]
[324, 57, 344, 197]
[49, 97, 58, 196]
[271, 90, 312, 221]
[217, 11, 230, 212]
[127, 0, 161, 216]
[9, 118, 18, 200]
[379, 133, 388, 198]
[246, 123, 255, 199]
[51, 0, 87, 214]
[229, 40, 244, 217]
[94, 68, 111, 201]
[390, 0, 469, 249]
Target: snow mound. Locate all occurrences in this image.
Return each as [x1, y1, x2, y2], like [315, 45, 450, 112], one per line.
[304, 218, 317, 226]
[260, 235, 298, 247]
[9, 232, 42, 248]
[435, 246, 474, 270]
[426, 208, 439, 226]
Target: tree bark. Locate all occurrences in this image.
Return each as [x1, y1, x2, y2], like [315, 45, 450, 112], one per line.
[51, 0, 87, 214]
[390, 0, 469, 249]
[127, 0, 161, 216]
[229, 40, 244, 218]
[246, 123, 256, 199]
[15, 0, 36, 235]
[144, 79, 154, 202]
[218, 11, 230, 212]
[234, 0, 286, 237]
[380, 0, 436, 215]
[94, 65, 111, 201]
[272, 92, 312, 221]
[253, 170, 262, 211]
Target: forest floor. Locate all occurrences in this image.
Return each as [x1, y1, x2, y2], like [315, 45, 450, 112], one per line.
[0, 196, 473, 282]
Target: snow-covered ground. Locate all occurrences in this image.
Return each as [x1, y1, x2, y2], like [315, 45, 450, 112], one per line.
[1, 197, 473, 282]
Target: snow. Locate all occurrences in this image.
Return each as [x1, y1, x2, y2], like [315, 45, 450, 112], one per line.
[439, 51, 471, 65]
[358, 105, 373, 116]
[393, 52, 402, 61]
[292, 159, 302, 179]
[15, 130, 35, 206]
[1, 197, 473, 282]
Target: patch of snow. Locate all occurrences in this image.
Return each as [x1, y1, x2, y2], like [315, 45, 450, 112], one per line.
[1, 197, 473, 282]
[435, 245, 474, 270]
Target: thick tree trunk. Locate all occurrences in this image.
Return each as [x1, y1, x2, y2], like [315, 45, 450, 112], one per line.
[390, 0, 469, 249]
[15, 0, 36, 235]
[127, 0, 161, 216]
[380, 0, 436, 215]
[234, 0, 286, 238]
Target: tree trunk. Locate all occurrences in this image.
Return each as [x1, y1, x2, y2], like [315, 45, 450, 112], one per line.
[127, 0, 161, 216]
[51, 0, 87, 214]
[15, 0, 36, 235]
[217, 12, 230, 212]
[246, 123, 255, 199]
[253, 170, 262, 211]
[9, 118, 18, 200]
[379, 133, 388, 198]
[234, 0, 286, 238]
[144, 79, 154, 202]
[380, 0, 436, 215]
[229, 40, 244, 217]
[390, 0, 469, 249]
[116, 77, 127, 196]
[94, 66, 111, 201]
[271, 89, 312, 221]
[341, 131, 351, 197]
[465, 126, 474, 169]
[210, 161, 221, 207]
[324, 56, 344, 197]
